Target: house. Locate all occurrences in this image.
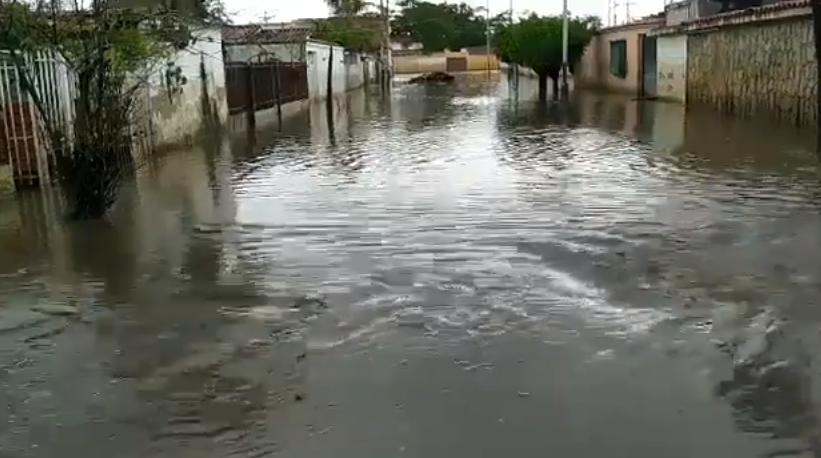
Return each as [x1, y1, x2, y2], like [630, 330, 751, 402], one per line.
[390, 36, 424, 54]
[0, 26, 228, 192]
[575, 16, 665, 96]
[221, 24, 374, 126]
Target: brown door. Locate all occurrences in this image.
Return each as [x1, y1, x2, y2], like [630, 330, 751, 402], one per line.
[446, 57, 468, 72]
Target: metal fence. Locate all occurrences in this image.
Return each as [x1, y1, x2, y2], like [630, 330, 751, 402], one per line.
[0, 51, 76, 188]
[225, 61, 309, 116]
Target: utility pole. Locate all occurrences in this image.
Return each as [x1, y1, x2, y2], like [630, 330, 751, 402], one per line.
[560, 0, 569, 100]
[611, 0, 619, 26]
[385, 0, 392, 79]
[378, 0, 392, 88]
[485, 0, 491, 79]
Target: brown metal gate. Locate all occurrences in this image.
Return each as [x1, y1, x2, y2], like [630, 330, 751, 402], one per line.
[225, 62, 309, 118]
[446, 57, 468, 73]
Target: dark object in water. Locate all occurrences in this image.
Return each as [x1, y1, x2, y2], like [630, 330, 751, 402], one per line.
[408, 72, 456, 84]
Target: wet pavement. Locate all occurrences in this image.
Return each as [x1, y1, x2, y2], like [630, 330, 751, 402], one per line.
[3, 74, 821, 458]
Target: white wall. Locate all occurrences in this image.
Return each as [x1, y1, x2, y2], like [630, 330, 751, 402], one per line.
[305, 41, 351, 101]
[223, 43, 305, 63]
[345, 52, 365, 90]
[138, 27, 228, 149]
[656, 34, 687, 103]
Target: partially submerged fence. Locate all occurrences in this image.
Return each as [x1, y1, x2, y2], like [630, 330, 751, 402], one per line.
[0, 51, 76, 188]
[225, 61, 309, 122]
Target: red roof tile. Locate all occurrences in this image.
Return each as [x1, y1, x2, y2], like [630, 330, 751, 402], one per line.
[222, 25, 313, 44]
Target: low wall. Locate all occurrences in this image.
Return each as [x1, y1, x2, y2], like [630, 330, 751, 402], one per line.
[256, 99, 311, 126]
[0, 164, 12, 195]
[679, 1, 816, 125]
[393, 52, 500, 74]
[500, 62, 538, 78]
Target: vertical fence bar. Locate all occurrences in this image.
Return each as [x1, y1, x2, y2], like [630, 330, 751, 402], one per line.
[29, 53, 49, 186]
[245, 64, 256, 129]
[0, 58, 12, 188]
[274, 62, 282, 127]
[6, 65, 24, 187]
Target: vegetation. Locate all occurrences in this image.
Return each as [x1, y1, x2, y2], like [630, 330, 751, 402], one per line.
[324, 0, 369, 16]
[391, 0, 500, 53]
[494, 14, 598, 101]
[0, 0, 223, 220]
[312, 15, 383, 53]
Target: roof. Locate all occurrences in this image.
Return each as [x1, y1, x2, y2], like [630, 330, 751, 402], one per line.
[599, 16, 665, 33]
[222, 25, 313, 44]
[651, 0, 809, 35]
[686, 0, 808, 26]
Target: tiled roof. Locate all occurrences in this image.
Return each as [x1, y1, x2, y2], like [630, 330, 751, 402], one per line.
[686, 0, 809, 26]
[222, 25, 313, 44]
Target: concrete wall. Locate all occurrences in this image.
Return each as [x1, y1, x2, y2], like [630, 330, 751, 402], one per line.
[393, 52, 500, 74]
[136, 27, 229, 150]
[306, 41, 365, 101]
[684, 4, 816, 125]
[576, 20, 664, 94]
[223, 42, 305, 63]
[0, 165, 12, 195]
[656, 34, 687, 103]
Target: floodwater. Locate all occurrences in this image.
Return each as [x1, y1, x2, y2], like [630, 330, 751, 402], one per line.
[3, 74, 821, 458]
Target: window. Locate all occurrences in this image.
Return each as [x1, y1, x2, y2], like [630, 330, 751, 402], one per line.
[609, 39, 628, 79]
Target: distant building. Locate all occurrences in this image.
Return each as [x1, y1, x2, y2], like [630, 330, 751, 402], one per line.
[390, 36, 424, 54]
[575, 17, 665, 96]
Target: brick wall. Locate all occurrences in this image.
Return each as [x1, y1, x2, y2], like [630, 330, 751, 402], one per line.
[685, 3, 817, 125]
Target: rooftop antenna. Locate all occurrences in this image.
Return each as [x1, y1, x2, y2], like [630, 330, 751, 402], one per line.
[623, 0, 635, 22]
[612, 0, 619, 25]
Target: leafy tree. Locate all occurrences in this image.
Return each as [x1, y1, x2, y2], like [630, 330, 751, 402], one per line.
[391, 0, 490, 53]
[323, 0, 370, 16]
[494, 14, 597, 101]
[0, 0, 220, 219]
[312, 15, 382, 52]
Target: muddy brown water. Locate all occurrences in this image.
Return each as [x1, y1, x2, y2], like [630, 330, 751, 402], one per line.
[3, 74, 821, 458]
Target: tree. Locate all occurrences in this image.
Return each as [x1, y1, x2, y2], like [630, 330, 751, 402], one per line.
[0, 0, 220, 220]
[312, 15, 382, 52]
[494, 14, 597, 101]
[391, 1, 489, 53]
[324, 0, 368, 16]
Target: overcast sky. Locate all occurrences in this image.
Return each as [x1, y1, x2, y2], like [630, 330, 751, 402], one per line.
[228, 0, 666, 26]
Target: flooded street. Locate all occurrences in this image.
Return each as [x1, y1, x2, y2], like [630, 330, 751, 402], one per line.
[4, 74, 821, 458]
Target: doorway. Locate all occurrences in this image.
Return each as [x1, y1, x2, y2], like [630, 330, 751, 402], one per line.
[639, 34, 658, 98]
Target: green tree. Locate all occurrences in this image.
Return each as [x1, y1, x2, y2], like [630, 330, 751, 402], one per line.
[494, 14, 597, 101]
[391, 0, 489, 52]
[324, 0, 369, 16]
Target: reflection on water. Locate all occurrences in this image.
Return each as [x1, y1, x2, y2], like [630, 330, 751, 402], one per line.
[2, 75, 821, 458]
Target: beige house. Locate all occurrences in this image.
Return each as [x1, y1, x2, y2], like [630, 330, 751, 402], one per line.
[576, 17, 664, 95]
